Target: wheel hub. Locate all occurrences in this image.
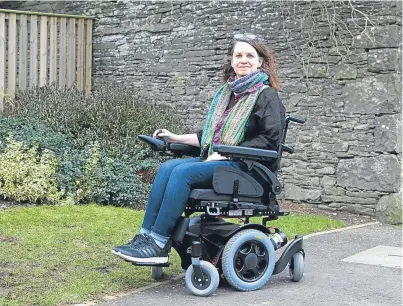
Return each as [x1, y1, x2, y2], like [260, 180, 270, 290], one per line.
[191, 269, 211, 290]
[233, 240, 269, 282]
[244, 253, 258, 269]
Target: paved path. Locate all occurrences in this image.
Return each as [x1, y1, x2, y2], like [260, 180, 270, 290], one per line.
[100, 223, 402, 306]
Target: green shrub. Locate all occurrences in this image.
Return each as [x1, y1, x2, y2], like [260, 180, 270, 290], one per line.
[55, 148, 86, 198]
[0, 136, 61, 203]
[0, 117, 73, 154]
[90, 154, 152, 208]
[57, 144, 154, 208]
[2, 85, 189, 207]
[7, 85, 190, 157]
[0, 117, 156, 208]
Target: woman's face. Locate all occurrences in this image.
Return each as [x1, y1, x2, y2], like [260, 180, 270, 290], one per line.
[231, 41, 262, 78]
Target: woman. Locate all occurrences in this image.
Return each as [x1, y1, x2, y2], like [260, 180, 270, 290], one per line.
[112, 34, 286, 264]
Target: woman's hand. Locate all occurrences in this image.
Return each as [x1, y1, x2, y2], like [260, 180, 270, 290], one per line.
[153, 129, 178, 143]
[205, 152, 228, 161]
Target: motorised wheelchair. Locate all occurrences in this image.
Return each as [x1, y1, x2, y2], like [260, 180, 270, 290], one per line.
[134, 115, 306, 296]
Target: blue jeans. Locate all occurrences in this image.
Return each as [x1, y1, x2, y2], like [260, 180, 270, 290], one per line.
[141, 157, 243, 240]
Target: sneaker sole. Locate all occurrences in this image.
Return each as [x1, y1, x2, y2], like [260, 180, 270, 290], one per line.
[111, 249, 169, 264]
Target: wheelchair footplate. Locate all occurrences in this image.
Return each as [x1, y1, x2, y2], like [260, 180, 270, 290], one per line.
[131, 262, 171, 267]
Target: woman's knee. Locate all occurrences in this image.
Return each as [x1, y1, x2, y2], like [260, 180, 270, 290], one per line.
[169, 163, 195, 183]
[159, 159, 176, 171]
[156, 158, 198, 179]
[158, 159, 182, 174]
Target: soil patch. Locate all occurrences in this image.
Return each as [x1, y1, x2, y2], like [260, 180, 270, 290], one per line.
[0, 235, 18, 243]
[0, 199, 35, 210]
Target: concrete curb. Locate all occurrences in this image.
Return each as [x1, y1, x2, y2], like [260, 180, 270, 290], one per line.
[303, 221, 380, 239]
[75, 221, 380, 306]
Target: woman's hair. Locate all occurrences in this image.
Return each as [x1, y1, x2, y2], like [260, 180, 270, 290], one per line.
[221, 35, 280, 91]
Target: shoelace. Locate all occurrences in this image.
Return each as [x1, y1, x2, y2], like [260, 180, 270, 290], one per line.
[128, 233, 148, 247]
[135, 234, 155, 249]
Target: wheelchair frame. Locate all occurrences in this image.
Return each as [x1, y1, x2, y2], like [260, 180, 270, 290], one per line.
[135, 115, 306, 296]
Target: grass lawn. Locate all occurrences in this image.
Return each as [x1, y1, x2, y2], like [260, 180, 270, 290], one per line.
[0, 204, 344, 306]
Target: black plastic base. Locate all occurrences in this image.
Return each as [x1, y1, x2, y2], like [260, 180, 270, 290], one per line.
[124, 222, 304, 277]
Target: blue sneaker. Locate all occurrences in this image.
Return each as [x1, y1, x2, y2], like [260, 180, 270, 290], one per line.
[112, 234, 169, 264]
[112, 233, 149, 254]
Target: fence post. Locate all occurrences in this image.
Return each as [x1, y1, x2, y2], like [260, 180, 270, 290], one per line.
[19, 14, 28, 91]
[85, 19, 93, 96]
[67, 18, 76, 87]
[59, 17, 67, 88]
[49, 16, 57, 85]
[77, 19, 85, 91]
[39, 16, 48, 87]
[8, 13, 17, 100]
[29, 15, 38, 88]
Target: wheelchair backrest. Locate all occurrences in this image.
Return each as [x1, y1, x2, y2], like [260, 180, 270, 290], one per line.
[277, 115, 306, 170]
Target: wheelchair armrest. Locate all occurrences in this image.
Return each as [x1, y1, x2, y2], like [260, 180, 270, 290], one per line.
[168, 143, 201, 157]
[138, 135, 200, 157]
[138, 135, 166, 152]
[213, 145, 278, 161]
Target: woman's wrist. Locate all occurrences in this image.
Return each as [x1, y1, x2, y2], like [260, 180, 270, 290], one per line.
[171, 134, 181, 143]
[172, 134, 199, 147]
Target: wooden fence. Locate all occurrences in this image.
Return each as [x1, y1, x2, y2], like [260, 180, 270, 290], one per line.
[0, 9, 94, 113]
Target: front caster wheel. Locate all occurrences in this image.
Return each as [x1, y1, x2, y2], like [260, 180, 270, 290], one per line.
[185, 260, 219, 296]
[151, 266, 164, 280]
[289, 251, 304, 282]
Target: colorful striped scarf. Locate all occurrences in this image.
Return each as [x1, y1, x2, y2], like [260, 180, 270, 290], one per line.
[201, 71, 269, 155]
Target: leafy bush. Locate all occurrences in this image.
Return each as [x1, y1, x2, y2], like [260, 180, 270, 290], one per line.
[0, 136, 61, 203]
[86, 153, 153, 208]
[59, 143, 152, 208]
[7, 85, 190, 157]
[1, 85, 189, 207]
[0, 117, 73, 154]
[0, 117, 157, 208]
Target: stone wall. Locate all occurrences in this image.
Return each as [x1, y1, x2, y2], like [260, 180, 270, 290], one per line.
[1, 1, 402, 219]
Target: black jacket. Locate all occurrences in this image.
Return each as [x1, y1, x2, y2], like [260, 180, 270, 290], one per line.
[196, 86, 286, 173]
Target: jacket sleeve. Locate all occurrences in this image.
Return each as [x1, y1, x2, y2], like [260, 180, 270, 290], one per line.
[196, 129, 203, 147]
[238, 88, 285, 151]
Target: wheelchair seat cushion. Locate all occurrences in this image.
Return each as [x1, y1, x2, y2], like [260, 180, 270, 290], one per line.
[189, 189, 261, 203]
